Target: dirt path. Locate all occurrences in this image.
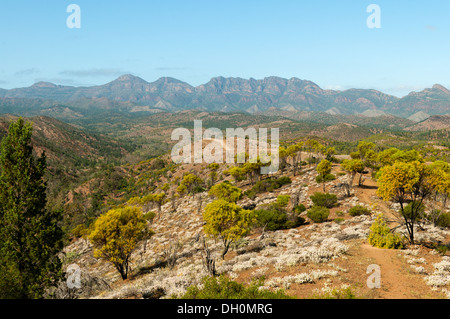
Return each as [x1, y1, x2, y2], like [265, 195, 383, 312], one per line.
[360, 244, 441, 299]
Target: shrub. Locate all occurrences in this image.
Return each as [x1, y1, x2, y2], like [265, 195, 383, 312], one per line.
[177, 276, 294, 299]
[316, 174, 336, 183]
[255, 207, 288, 231]
[368, 215, 403, 249]
[349, 205, 371, 217]
[307, 206, 330, 223]
[244, 176, 292, 199]
[293, 204, 306, 214]
[276, 195, 290, 208]
[255, 203, 305, 231]
[402, 201, 425, 220]
[310, 192, 338, 208]
[334, 218, 345, 224]
[310, 286, 357, 299]
[71, 224, 88, 238]
[435, 212, 450, 228]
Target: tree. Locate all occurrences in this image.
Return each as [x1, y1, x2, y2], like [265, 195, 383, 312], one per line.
[377, 161, 434, 245]
[89, 206, 152, 280]
[207, 163, 220, 187]
[342, 158, 365, 187]
[178, 173, 203, 200]
[226, 166, 246, 183]
[203, 199, 255, 259]
[287, 142, 303, 176]
[0, 118, 63, 298]
[208, 181, 243, 203]
[317, 159, 332, 192]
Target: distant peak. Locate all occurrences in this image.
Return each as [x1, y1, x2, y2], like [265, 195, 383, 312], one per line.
[432, 84, 450, 93]
[32, 81, 58, 88]
[114, 74, 148, 83]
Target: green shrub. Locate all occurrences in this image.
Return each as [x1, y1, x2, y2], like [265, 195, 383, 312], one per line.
[255, 202, 305, 231]
[336, 211, 344, 216]
[276, 195, 290, 208]
[71, 224, 88, 238]
[307, 206, 330, 223]
[368, 215, 404, 249]
[255, 207, 288, 231]
[435, 212, 450, 228]
[244, 177, 292, 199]
[177, 276, 294, 299]
[334, 218, 345, 224]
[349, 205, 371, 217]
[316, 174, 336, 183]
[310, 192, 338, 208]
[401, 201, 425, 220]
[293, 204, 306, 214]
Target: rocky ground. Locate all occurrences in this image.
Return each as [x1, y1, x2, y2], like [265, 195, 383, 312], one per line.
[58, 165, 450, 299]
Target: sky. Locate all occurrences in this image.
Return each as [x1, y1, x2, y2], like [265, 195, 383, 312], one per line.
[0, 0, 449, 97]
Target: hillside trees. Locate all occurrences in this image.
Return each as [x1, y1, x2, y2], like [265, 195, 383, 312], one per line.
[88, 206, 152, 280]
[0, 118, 63, 298]
[203, 199, 255, 260]
[317, 159, 332, 192]
[376, 161, 442, 245]
[208, 181, 243, 203]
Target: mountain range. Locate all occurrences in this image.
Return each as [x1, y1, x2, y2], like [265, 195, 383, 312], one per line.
[0, 75, 449, 119]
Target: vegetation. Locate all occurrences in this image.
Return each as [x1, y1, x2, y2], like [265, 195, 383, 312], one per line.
[0, 118, 64, 299]
[349, 205, 371, 217]
[317, 159, 332, 192]
[244, 176, 291, 199]
[88, 206, 152, 280]
[203, 200, 255, 259]
[177, 275, 293, 299]
[307, 206, 330, 223]
[368, 215, 404, 249]
[208, 181, 243, 203]
[255, 196, 305, 231]
[310, 192, 338, 208]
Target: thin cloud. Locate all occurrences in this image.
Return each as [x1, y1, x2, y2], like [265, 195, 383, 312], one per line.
[15, 68, 40, 76]
[59, 68, 129, 78]
[425, 25, 437, 31]
[155, 67, 190, 71]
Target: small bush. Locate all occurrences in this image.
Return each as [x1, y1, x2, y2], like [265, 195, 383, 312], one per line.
[368, 215, 403, 249]
[71, 224, 88, 238]
[310, 192, 338, 208]
[276, 195, 290, 208]
[307, 206, 330, 223]
[293, 204, 306, 214]
[310, 286, 357, 299]
[255, 207, 288, 231]
[435, 212, 450, 228]
[316, 174, 336, 183]
[177, 276, 294, 299]
[401, 201, 425, 220]
[244, 177, 291, 199]
[256, 202, 305, 231]
[334, 218, 345, 224]
[349, 205, 371, 217]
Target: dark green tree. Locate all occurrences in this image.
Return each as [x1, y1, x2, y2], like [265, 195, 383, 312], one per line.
[0, 118, 63, 298]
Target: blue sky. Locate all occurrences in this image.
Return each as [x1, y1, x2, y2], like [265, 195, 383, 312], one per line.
[0, 0, 449, 97]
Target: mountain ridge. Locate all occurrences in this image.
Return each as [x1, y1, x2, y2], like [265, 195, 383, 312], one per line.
[0, 75, 449, 118]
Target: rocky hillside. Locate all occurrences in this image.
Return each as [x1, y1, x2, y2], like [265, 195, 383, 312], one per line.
[57, 158, 450, 300]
